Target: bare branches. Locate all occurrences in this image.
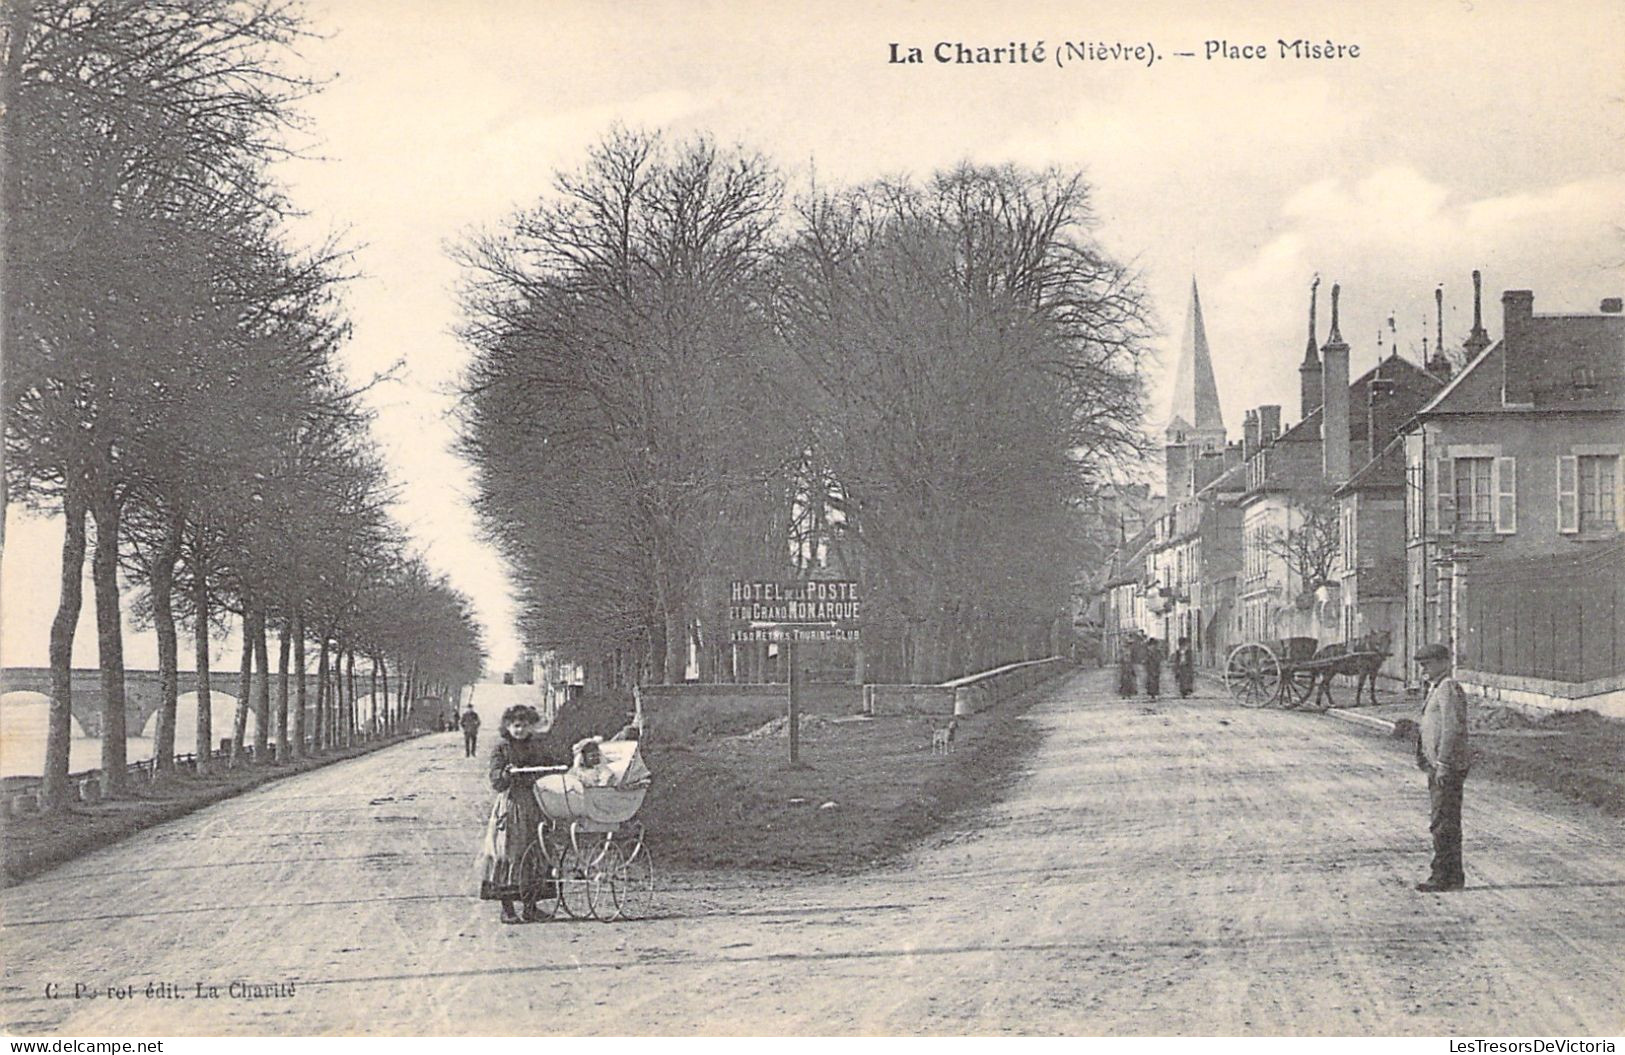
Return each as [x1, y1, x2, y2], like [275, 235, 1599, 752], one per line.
[1260, 491, 1342, 593]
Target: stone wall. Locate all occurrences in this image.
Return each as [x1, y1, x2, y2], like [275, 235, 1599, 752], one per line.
[635, 682, 863, 741]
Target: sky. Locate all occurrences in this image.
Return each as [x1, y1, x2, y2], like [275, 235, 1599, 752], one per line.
[3, 0, 1623, 675]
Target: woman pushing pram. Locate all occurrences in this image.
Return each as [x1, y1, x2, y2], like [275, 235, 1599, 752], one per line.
[476, 704, 566, 923]
[475, 705, 651, 924]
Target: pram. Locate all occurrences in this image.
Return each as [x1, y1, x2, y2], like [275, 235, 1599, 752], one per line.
[509, 739, 654, 921]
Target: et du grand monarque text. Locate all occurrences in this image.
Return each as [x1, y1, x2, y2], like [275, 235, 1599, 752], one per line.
[888, 38, 1360, 67]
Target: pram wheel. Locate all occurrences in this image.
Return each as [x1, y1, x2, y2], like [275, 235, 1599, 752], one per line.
[557, 834, 606, 920]
[610, 833, 655, 921]
[516, 843, 558, 919]
[588, 840, 623, 922]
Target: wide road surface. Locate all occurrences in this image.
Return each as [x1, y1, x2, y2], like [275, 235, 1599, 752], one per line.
[3, 673, 1621, 1035]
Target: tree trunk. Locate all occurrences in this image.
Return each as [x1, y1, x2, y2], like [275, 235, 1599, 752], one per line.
[90, 491, 128, 797]
[0, 0, 35, 551]
[368, 661, 379, 738]
[313, 637, 328, 752]
[192, 571, 212, 767]
[42, 486, 87, 811]
[291, 608, 306, 760]
[378, 655, 390, 735]
[664, 607, 687, 684]
[252, 610, 270, 760]
[150, 509, 184, 773]
[327, 640, 341, 747]
[345, 649, 357, 744]
[232, 609, 254, 762]
[275, 620, 291, 761]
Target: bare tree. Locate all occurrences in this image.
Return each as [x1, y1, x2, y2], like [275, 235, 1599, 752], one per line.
[456, 127, 790, 685]
[1260, 491, 1342, 597]
[775, 165, 1151, 680]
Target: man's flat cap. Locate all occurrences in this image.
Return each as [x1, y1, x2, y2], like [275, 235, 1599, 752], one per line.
[1415, 643, 1451, 661]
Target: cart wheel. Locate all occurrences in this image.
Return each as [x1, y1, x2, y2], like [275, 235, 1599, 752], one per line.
[612, 834, 655, 921]
[516, 842, 558, 919]
[589, 840, 624, 922]
[557, 835, 598, 920]
[1225, 643, 1281, 708]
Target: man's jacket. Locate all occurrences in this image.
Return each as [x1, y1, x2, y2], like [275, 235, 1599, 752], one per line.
[1419, 677, 1470, 771]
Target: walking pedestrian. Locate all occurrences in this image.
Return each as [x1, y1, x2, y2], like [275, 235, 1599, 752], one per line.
[1413, 643, 1470, 892]
[1143, 636, 1162, 700]
[460, 703, 482, 758]
[1116, 638, 1138, 698]
[1171, 635, 1196, 698]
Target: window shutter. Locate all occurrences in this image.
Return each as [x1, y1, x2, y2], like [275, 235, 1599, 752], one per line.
[1493, 457, 1517, 534]
[1614, 456, 1623, 532]
[1557, 455, 1579, 534]
[1433, 457, 1455, 534]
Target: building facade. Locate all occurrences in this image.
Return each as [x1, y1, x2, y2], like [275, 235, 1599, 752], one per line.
[1403, 281, 1624, 710]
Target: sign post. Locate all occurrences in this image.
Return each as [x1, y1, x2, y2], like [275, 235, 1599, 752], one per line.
[728, 579, 862, 765]
[786, 638, 801, 764]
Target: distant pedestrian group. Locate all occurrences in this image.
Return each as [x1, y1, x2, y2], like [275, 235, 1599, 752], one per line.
[1117, 632, 1196, 700]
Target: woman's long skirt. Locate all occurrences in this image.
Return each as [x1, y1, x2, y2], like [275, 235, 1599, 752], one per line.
[1117, 660, 1137, 697]
[475, 786, 546, 901]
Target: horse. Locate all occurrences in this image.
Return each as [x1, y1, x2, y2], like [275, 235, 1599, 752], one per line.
[1307, 629, 1392, 708]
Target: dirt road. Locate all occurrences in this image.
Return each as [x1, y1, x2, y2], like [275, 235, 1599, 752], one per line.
[4, 671, 1621, 1035]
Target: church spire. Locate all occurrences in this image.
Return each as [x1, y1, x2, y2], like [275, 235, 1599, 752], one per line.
[1166, 277, 1225, 441]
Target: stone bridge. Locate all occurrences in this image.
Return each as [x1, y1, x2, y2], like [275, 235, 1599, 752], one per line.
[1, 667, 364, 737]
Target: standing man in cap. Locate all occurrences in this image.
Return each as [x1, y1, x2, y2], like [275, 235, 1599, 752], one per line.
[460, 702, 483, 758]
[1414, 643, 1470, 892]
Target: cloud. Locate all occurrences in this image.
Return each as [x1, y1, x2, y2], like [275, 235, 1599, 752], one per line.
[1193, 167, 1625, 435]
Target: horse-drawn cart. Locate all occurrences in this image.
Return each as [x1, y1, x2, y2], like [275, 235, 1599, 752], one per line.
[1223, 634, 1389, 710]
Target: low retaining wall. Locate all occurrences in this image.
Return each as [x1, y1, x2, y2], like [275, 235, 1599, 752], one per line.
[1459, 669, 1625, 721]
[634, 682, 863, 741]
[864, 657, 1072, 717]
[861, 684, 953, 716]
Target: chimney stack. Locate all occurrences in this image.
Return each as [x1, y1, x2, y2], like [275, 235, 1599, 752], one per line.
[1258, 404, 1281, 445]
[1463, 269, 1491, 360]
[1427, 285, 1453, 380]
[1367, 369, 1398, 462]
[1321, 282, 1351, 484]
[1243, 408, 1260, 461]
[1299, 276, 1323, 418]
[1501, 289, 1536, 405]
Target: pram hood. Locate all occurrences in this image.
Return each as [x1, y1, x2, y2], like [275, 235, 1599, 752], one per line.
[535, 739, 652, 825]
[586, 739, 651, 788]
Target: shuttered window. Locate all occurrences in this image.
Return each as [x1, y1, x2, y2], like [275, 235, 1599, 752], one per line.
[1558, 455, 1579, 534]
[1433, 457, 1455, 533]
[1493, 457, 1517, 534]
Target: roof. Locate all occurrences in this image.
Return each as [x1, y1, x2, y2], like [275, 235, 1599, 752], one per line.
[1420, 308, 1625, 415]
[1245, 352, 1443, 499]
[1415, 340, 1502, 416]
[1194, 458, 1247, 498]
[1335, 434, 1406, 496]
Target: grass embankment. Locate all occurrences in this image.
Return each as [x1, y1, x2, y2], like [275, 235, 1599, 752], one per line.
[1379, 703, 1625, 815]
[558, 670, 1077, 875]
[2, 735, 422, 885]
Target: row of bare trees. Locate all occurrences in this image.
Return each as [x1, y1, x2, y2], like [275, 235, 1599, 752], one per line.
[456, 128, 1151, 687]
[2, 0, 484, 811]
